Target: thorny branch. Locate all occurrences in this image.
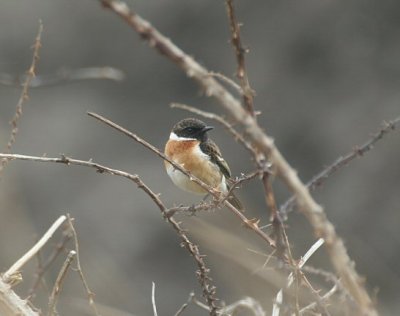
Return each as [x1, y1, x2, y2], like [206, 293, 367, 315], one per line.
[280, 116, 400, 216]
[0, 20, 43, 175]
[0, 153, 220, 315]
[97, 1, 378, 313]
[225, 0, 255, 117]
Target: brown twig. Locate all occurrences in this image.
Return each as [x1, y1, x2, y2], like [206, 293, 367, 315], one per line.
[280, 116, 400, 216]
[66, 215, 100, 316]
[47, 250, 76, 316]
[0, 20, 43, 175]
[0, 67, 124, 88]
[225, 0, 255, 117]
[262, 173, 286, 260]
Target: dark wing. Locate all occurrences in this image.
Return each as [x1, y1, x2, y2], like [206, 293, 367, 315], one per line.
[200, 139, 231, 179]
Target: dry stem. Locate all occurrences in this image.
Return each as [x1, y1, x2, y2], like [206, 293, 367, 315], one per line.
[47, 250, 76, 316]
[2, 215, 67, 284]
[0, 67, 124, 88]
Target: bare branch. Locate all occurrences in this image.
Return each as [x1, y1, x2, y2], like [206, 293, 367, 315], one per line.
[225, 0, 256, 117]
[47, 250, 76, 316]
[27, 228, 73, 300]
[2, 215, 67, 284]
[0, 67, 125, 88]
[0, 20, 43, 175]
[280, 116, 400, 216]
[66, 215, 100, 316]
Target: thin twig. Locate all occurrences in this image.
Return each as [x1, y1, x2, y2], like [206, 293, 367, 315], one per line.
[174, 292, 195, 316]
[0, 67, 124, 88]
[280, 116, 400, 216]
[151, 282, 158, 316]
[299, 284, 338, 315]
[27, 227, 73, 300]
[47, 250, 76, 316]
[225, 0, 255, 117]
[67, 215, 100, 316]
[0, 20, 43, 175]
[208, 71, 242, 94]
[262, 173, 286, 260]
[2, 215, 67, 284]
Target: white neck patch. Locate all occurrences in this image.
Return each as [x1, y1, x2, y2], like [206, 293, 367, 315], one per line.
[169, 132, 196, 141]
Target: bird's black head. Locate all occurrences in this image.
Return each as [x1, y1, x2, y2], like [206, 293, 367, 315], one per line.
[171, 118, 214, 141]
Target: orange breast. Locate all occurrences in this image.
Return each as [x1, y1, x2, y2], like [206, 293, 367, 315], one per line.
[164, 140, 224, 193]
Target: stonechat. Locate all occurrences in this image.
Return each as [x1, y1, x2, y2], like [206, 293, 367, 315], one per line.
[164, 118, 242, 209]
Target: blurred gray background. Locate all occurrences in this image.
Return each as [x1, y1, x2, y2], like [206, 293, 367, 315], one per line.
[0, 0, 399, 315]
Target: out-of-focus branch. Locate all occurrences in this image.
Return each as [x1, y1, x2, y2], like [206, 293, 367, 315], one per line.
[0, 67, 124, 88]
[96, 2, 378, 314]
[66, 215, 100, 316]
[27, 228, 73, 300]
[0, 20, 43, 175]
[47, 250, 76, 316]
[2, 215, 67, 284]
[280, 116, 400, 216]
[0, 279, 39, 316]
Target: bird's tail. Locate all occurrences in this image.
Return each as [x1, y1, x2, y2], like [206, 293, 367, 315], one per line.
[226, 190, 244, 211]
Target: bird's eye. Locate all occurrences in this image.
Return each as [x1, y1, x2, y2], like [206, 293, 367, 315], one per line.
[184, 127, 195, 133]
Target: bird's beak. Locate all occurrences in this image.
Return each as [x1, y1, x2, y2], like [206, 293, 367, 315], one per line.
[202, 126, 214, 133]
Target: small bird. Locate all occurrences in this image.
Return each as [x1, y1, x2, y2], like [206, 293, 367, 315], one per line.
[164, 118, 242, 209]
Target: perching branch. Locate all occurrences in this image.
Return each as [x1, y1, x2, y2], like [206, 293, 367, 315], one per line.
[96, 1, 377, 313]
